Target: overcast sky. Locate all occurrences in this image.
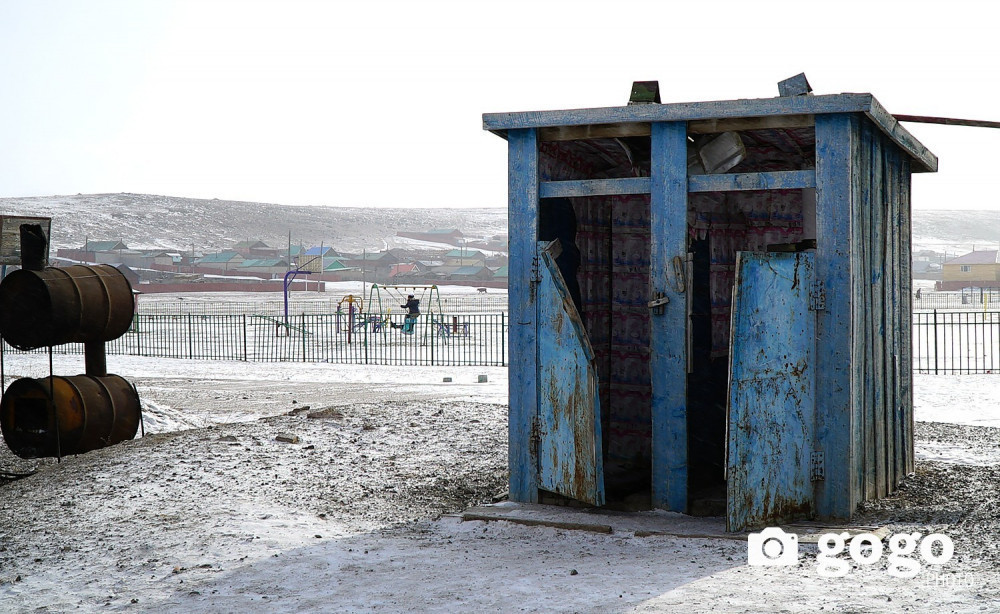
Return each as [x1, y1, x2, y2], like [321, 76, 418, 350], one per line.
[1, 0, 998, 210]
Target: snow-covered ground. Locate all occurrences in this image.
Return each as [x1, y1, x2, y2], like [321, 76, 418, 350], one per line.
[1, 354, 999, 613]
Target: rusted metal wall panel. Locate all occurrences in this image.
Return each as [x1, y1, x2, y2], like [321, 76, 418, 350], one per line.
[536, 245, 605, 505]
[650, 121, 689, 512]
[726, 251, 816, 532]
[507, 129, 540, 503]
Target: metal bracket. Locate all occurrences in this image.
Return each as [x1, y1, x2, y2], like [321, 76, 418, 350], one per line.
[671, 256, 687, 293]
[809, 281, 826, 311]
[530, 255, 541, 284]
[647, 292, 669, 316]
[810, 451, 825, 482]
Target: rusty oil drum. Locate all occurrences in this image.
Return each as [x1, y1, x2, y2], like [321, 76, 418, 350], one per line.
[0, 264, 134, 350]
[0, 375, 141, 458]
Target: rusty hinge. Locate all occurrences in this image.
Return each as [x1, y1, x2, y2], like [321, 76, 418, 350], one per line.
[810, 451, 825, 482]
[809, 281, 826, 311]
[530, 255, 541, 284]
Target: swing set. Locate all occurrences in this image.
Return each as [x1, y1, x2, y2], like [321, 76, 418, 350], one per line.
[366, 284, 445, 344]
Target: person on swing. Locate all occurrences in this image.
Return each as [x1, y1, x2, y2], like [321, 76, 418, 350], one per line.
[397, 294, 420, 334]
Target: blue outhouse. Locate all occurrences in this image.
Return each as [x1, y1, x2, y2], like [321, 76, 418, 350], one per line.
[484, 79, 937, 531]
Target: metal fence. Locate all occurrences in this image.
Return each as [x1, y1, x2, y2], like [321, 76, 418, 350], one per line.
[914, 289, 1000, 311]
[137, 295, 509, 316]
[7, 308, 998, 373]
[913, 310, 1000, 374]
[4, 313, 508, 366]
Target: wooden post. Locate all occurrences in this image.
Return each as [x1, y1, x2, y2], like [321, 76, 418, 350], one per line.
[650, 121, 689, 512]
[508, 128, 539, 503]
[814, 114, 857, 519]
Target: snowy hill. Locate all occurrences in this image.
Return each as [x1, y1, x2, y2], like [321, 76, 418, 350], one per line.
[910, 209, 1000, 256]
[0, 193, 992, 259]
[0, 193, 507, 255]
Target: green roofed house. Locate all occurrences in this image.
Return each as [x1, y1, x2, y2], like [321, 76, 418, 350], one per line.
[323, 258, 353, 272]
[492, 265, 508, 280]
[449, 265, 494, 281]
[238, 258, 289, 276]
[443, 249, 485, 267]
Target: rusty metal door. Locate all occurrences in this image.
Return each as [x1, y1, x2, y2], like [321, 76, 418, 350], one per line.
[535, 240, 605, 506]
[726, 251, 815, 531]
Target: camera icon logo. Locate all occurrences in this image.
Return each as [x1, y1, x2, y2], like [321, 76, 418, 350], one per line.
[747, 527, 799, 566]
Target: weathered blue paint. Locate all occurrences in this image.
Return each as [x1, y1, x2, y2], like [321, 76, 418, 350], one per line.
[487, 86, 931, 525]
[536, 242, 605, 505]
[865, 97, 938, 173]
[899, 159, 915, 476]
[540, 177, 651, 198]
[813, 114, 857, 519]
[649, 121, 688, 512]
[850, 119, 916, 503]
[688, 170, 815, 193]
[485, 94, 873, 131]
[507, 128, 539, 503]
[727, 251, 816, 532]
[484, 94, 936, 172]
[539, 169, 815, 199]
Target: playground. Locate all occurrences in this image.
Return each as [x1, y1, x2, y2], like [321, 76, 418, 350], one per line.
[5, 285, 509, 366]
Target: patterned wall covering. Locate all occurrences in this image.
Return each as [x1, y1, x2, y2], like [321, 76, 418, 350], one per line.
[688, 128, 813, 356]
[539, 139, 652, 479]
[536, 127, 814, 484]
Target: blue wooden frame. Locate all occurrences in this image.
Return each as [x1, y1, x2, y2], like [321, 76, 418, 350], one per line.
[484, 93, 937, 173]
[538, 170, 816, 199]
[491, 90, 932, 523]
[507, 128, 539, 503]
[813, 114, 857, 519]
[649, 121, 688, 512]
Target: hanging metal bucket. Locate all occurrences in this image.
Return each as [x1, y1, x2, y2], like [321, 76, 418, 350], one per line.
[0, 264, 134, 351]
[0, 374, 141, 458]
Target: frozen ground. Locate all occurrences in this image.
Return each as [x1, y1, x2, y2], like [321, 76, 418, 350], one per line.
[1, 355, 999, 612]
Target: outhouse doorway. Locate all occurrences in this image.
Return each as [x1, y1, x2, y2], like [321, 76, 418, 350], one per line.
[530, 124, 821, 527]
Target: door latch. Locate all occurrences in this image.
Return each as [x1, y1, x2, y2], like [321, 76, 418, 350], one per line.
[647, 292, 670, 315]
